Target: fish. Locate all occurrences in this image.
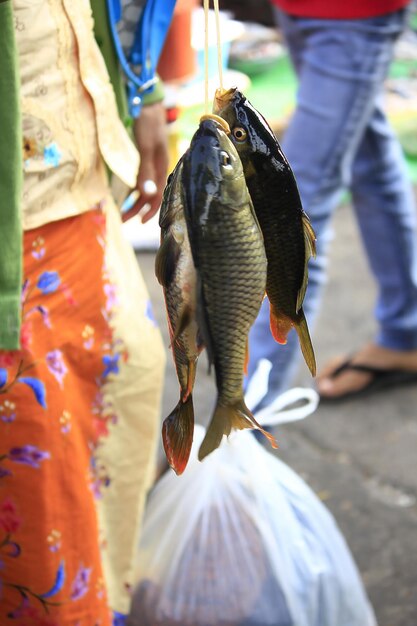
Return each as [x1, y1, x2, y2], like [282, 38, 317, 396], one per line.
[214, 87, 317, 377]
[155, 157, 202, 475]
[182, 116, 277, 460]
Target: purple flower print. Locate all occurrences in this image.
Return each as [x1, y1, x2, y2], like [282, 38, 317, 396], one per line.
[0, 467, 11, 479]
[104, 282, 118, 311]
[0, 399, 16, 424]
[31, 236, 46, 260]
[102, 354, 120, 378]
[8, 445, 50, 468]
[46, 350, 68, 387]
[37, 271, 60, 294]
[70, 564, 92, 600]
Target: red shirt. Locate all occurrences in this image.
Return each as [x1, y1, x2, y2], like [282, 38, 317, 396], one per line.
[270, 0, 411, 19]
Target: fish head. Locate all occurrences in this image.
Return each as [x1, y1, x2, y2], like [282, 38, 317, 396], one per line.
[214, 87, 281, 174]
[183, 117, 249, 226]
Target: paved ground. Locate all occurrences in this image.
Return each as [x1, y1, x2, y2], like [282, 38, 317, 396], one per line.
[136, 195, 417, 626]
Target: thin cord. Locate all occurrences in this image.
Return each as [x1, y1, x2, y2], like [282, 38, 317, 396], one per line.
[203, 0, 210, 114]
[212, 0, 223, 90]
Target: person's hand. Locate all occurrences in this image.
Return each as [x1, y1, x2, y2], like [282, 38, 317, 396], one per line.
[122, 100, 169, 223]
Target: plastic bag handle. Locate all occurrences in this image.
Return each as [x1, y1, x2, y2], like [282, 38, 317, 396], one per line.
[253, 386, 319, 427]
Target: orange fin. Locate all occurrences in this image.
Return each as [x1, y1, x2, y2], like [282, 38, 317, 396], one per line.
[162, 394, 194, 475]
[183, 359, 197, 403]
[244, 339, 249, 376]
[270, 309, 293, 345]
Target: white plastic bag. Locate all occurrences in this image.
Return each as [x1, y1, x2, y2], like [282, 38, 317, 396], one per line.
[129, 389, 376, 626]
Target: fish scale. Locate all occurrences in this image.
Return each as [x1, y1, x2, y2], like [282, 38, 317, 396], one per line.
[182, 117, 276, 460]
[155, 159, 201, 474]
[198, 214, 265, 402]
[214, 87, 317, 377]
[246, 166, 305, 315]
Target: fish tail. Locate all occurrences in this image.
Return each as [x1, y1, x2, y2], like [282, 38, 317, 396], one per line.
[162, 394, 194, 475]
[294, 309, 316, 377]
[270, 308, 293, 345]
[198, 398, 277, 461]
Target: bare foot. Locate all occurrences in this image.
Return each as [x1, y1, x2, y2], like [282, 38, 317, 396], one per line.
[316, 343, 417, 400]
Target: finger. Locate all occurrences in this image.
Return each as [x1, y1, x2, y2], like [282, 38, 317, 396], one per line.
[121, 203, 141, 223]
[140, 193, 163, 224]
[121, 193, 151, 222]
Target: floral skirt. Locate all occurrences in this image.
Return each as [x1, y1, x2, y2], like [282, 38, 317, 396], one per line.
[0, 201, 166, 625]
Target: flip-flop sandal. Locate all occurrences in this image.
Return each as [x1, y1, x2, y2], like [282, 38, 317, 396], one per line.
[318, 358, 417, 403]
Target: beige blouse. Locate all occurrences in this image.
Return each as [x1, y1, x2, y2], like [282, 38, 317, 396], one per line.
[15, 0, 139, 231]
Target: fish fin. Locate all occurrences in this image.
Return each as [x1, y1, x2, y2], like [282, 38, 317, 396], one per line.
[162, 394, 194, 475]
[159, 158, 184, 229]
[155, 233, 181, 288]
[302, 212, 317, 259]
[198, 398, 277, 461]
[170, 305, 192, 347]
[294, 309, 316, 377]
[296, 213, 317, 312]
[183, 359, 197, 402]
[244, 339, 249, 376]
[270, 308, 293, 345]
[195, 273, 215, 369]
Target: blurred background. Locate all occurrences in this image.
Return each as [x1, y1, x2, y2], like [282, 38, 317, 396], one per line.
[123, 0, 417, 249]
[127, 3, 417, 625]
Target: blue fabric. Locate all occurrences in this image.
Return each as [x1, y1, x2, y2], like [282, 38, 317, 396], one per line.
[113, 610, 127, 626]
[246, 7, 417, 411]
[106, 0, 176, 116]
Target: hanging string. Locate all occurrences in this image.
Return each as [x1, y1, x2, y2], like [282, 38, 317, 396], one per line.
[212, 0, 224, 91]
[203, 0, 210, 115]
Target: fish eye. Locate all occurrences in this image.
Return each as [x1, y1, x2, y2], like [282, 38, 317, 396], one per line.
[232, 127, 247, 142]
[220, 150, 231, 167]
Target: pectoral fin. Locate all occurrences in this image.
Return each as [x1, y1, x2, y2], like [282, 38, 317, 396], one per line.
[170, 305, 192, 346]
[155, 233, 181, 288]
[270, 307, 293, 345]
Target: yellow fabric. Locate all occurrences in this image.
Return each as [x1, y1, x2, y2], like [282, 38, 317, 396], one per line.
[10, 0, 166, 614]
[99, 197, 166, 614]
[15, 0, 139, 231]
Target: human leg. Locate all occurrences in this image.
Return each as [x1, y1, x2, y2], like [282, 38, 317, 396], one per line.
[246, 9, 409, 410]
[317, 97, 417, 399]
[95, 199, 166, 617]
[0, 203, 166, 623]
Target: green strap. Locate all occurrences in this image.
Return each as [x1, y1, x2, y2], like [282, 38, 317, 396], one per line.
[0, 0, 22, 349]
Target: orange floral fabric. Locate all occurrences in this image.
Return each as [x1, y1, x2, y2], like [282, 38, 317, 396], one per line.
[0, 205, 165, 624]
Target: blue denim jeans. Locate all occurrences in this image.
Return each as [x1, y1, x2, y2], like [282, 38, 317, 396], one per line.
[246, 7, 417, 411]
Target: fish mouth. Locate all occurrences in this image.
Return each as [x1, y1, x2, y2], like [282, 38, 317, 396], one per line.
[213, 86, 238, 114]
[199, 113, 230, 134]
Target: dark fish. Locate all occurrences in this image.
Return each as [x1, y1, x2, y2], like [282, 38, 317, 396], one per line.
[214, 87, 317, 377]
[182, 117, 277, 460]
[155, 158, 202, 474]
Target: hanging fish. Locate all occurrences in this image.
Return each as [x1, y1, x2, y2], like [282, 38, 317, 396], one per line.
[214, 87, 317, 377]
[182, 117, 277, 460]
[155, 158, 202, 475]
